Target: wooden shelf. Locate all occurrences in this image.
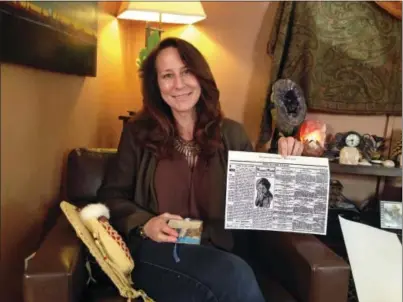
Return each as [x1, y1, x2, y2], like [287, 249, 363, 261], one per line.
[329, 162, 402, 177]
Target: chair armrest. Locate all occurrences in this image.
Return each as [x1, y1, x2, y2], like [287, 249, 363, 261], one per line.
[253, 231, 350, 302]
[23, 215, 87, 302]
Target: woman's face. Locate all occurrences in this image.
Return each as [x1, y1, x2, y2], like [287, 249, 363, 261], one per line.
[257, 183, 268, 195]
[156, 47, 201, 116]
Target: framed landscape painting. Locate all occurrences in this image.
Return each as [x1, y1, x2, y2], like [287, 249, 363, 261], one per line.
[0, 1, 98, 77]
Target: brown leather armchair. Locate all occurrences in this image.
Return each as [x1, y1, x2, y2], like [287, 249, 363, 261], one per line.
[23, 148, 350, 302]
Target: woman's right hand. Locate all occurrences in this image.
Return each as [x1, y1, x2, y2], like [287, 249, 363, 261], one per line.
[143, 212, 183, 243]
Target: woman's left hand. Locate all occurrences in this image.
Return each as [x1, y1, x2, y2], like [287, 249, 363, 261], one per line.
[278, 136, 304, 157]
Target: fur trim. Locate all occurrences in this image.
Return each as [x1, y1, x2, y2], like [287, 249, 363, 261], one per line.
[79, 203, 110, 221]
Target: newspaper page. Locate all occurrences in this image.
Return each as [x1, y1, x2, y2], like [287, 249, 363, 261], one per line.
[225, 151, 330, 235]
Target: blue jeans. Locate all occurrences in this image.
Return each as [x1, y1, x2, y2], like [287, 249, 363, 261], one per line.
[131, 240, 266, 302]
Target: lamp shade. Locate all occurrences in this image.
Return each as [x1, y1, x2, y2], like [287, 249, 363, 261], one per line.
[117, 1, 206, 24]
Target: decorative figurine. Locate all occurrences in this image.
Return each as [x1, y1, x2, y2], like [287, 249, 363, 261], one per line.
[328, 131, 388, 165]
[361, 134, 385, 161]
[339, 147, 361, 165]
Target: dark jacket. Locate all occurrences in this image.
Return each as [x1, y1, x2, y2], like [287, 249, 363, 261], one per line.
[97, 118, 253, 250]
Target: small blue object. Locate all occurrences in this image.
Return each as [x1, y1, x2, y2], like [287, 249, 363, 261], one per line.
[176, 237, 200, 244]
[173, 243, 180, 263]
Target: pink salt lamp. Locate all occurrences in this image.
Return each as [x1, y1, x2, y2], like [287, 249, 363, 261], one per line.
[298, 120, 327, 157]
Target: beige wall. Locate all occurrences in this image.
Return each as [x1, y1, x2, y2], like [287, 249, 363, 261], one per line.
[0, 3, 131, 301]
[0, 2, 401, 301]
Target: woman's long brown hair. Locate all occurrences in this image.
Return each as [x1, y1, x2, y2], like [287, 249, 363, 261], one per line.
[132, 37, 224, 159]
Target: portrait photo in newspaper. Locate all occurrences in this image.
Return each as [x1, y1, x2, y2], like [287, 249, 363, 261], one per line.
[225, 151, 330, 235]
[254, 176, 274, 209]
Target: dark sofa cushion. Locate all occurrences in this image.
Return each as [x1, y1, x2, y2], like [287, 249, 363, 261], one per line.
[66, 148, 117, 204]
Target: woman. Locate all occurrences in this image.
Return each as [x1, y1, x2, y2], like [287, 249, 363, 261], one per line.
[97, 37, 303, 302]
[255, 178, 274, 208]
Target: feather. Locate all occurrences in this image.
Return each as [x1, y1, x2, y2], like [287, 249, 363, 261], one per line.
[79, 203, 110, 221]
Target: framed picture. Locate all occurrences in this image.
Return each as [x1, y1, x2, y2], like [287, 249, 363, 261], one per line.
[167, 219, 203, 245]
[380, 200, 402, 230]
[0, 1, 98, 76]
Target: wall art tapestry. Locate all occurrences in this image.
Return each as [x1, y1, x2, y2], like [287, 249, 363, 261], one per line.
[0, 1, 98, 76]
[257, 1, 402, 150]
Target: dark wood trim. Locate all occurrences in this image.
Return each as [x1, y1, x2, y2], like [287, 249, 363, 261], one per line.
[329, 163, 402, 177]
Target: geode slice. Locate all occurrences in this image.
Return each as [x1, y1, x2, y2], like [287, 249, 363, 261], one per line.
[271, 79, 307, 135]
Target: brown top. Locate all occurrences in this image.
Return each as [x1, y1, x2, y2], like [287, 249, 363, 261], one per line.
[154, 150, 232, 248]
[154, 149, 204, 219]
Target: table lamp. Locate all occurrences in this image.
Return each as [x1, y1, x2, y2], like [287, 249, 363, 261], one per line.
[117, 1, 206, 66]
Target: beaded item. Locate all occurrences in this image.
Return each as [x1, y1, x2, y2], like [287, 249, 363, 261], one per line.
[60, 201, 154, 302]
[174, 137, 200, 169]
[99, 216, 132, 261]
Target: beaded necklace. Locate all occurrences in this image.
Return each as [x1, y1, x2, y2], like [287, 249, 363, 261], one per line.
[173, 137, 200, 169]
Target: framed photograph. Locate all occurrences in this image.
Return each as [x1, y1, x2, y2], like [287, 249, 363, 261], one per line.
[168, 219, 203, 245]
[380, 200, 402, 230]
[0, 1, 98, 76]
